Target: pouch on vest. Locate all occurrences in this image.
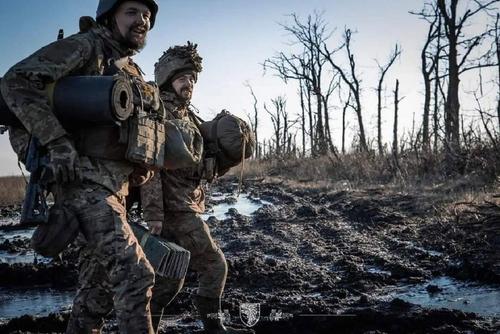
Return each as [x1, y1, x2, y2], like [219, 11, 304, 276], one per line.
[125, 113, 165, 169]
[31, 203, 79, 257]
[163, 119, 203, 170]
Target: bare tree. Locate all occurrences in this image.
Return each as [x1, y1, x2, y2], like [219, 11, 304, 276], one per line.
[393, 80, 404, 157]
[436, 0, 499, 151]
[473, 90, 498, 149]
[393, 79, 402, 170]
[433, 14, 444, 152]
[496, 13, 500, 130]
[375, 44, 402, 155]
[340, 88, 352, 155]
[264, 96, 288, 156]
[263, 12, 335, 155]
[321, 28, 369, 152]
[244, 82, 259, 158]
[411, 3, 444, 151]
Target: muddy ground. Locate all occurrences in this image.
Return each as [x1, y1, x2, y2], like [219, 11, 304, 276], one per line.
[0, 177, 499, 333]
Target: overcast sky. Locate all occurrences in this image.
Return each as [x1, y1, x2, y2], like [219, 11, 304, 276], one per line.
[0, 0, 497, 175]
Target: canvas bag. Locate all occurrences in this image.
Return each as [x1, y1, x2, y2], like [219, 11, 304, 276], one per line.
[199, 110, 255, 174]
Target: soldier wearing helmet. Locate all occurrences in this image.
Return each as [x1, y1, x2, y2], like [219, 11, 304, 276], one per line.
[140, 43, 253, 334]
[1, 1, 159, 333]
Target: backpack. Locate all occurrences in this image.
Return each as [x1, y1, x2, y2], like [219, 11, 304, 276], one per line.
[198, 110, 255, 175]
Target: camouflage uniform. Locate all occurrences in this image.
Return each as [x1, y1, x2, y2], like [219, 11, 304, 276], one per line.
[141, 91, 228, 325]
[1, 22, 155, 334]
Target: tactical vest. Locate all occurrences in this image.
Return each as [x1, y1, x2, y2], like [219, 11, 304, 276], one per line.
[72, 32, 165, 168]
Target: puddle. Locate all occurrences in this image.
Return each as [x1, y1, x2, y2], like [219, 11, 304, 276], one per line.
[0, 287, 74, 320]
[202, 193, 272, 220]
[383, 276, 500, 317]
[366, 265, 392, 276]
[0, 216, 21, 227]
[0, 250, 51, 265]
[0, 228, 35, 242]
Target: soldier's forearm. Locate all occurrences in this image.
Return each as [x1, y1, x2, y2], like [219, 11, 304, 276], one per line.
[0, 73, 67, 145]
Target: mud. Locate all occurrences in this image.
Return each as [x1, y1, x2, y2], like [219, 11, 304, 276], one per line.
[0, 177, 498, 333]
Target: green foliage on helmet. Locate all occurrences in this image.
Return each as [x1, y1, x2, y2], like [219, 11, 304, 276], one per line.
[96, 0, 159, 29]
[155, 42, 203, 89]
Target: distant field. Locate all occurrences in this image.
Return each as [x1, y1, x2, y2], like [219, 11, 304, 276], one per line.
[0, 176, 25, 206]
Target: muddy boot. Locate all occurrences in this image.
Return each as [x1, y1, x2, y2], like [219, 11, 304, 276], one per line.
[193, 295, 255, 334]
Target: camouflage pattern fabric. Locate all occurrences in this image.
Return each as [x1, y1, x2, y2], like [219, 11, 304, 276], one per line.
[63, 184, 154, 334]
[163, 212, 227, 298]
[141, 92, 205, 215]
[141, 92, 227, 327]
[148, 212, 228, 326]
[1, 19, 155, 333]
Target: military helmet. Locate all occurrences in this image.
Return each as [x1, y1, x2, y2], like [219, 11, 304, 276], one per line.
[155, 42, 203, 89]
[96, 0, 159, 29]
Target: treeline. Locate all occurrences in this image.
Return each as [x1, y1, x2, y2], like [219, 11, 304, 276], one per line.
[245, 0, 499, 177]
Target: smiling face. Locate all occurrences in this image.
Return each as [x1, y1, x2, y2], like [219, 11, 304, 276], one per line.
[113, 1, 151, 50]
[171, 73, 196, 102]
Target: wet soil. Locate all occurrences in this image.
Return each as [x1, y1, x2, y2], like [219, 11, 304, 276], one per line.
[0, 177, 498, 333]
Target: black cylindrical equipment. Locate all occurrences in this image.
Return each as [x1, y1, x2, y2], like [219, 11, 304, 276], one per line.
[0, 76, 134, 127]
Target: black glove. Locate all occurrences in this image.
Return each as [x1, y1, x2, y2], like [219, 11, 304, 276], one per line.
[44, 136, 80, 184]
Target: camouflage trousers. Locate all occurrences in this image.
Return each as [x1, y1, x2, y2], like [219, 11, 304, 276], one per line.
[63, 184, 155, 334]
[151, 212, 227, 324]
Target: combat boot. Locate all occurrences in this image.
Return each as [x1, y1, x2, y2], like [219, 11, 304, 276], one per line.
[193, 295, 255, 334]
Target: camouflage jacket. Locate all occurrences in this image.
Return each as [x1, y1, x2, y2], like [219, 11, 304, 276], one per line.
[1, 20, 147, 196]
[141, 92, 205, 220]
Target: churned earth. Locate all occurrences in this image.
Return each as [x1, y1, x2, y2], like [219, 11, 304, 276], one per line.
[0, 176, 498, 333]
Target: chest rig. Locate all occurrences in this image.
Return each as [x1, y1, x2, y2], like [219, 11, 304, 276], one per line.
[73, 33, 165, 169]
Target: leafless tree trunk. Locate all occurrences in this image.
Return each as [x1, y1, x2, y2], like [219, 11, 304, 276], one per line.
[322, 28, 369, 152]
[393, 79, 402, 170]
[436, 0, 499, 152]
[341, 90, 351, 155]
[393, 80, 401, 157]
[299, 80, 306, 156]
[473, 91, 498, 149]
[496, 13, 500, 131]
[264, 96, 291, 156]
[376, 44, 402, 155]
[244, 82, 259, 159]
[433, 15, 443, 152]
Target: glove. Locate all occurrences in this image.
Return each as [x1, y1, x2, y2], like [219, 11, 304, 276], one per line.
[147, 220, 163, 235]
[44, 136, 80, 184]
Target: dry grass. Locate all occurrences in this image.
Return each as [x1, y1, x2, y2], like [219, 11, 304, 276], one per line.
[0, 176, 26, 206]
[232, 145, 500, 198]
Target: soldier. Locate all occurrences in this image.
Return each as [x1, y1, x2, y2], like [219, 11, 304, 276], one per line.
[141, 43, 253, 334]
[1, 1, 160, 333]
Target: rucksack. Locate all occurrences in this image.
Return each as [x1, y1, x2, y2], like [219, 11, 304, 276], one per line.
[198, 110, 255, 175]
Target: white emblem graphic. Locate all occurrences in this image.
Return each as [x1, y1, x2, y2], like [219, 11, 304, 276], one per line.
[239, 303, 261, 327]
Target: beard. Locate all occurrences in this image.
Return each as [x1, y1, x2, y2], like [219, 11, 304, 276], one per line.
[112, 21, 147, 51]
[178, 87, 193, 102]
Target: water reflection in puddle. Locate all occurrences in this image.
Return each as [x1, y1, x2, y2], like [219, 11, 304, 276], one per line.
[202, 193, 271, 220]
[366, 265, 392, 276]
[0, 250, 51, 265]
[385, 276, 500, 317]
[0, 228, 35, 242]
[0, 287, 74, 319]
[0, 216, 21, 227]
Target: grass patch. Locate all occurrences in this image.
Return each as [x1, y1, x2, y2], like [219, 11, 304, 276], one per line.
[0, 176, 26, 206]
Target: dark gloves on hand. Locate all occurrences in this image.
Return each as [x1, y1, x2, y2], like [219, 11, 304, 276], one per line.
[44, 136, 80, 184]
